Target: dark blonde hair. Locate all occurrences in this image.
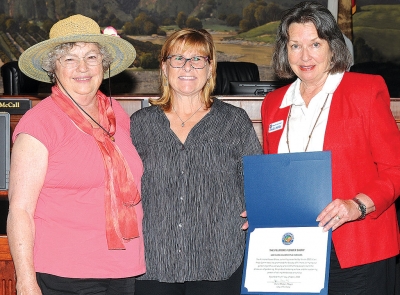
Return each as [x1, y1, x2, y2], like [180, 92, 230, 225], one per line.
[273, 1, 352, 79]
[150, 28, 217, 110]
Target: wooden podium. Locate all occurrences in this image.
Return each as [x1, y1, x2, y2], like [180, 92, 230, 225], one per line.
[0, 236, 15, 295]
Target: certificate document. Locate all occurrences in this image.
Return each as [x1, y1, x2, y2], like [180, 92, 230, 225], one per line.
[241, 152, 332, 295]
[244, 227, 328, 293]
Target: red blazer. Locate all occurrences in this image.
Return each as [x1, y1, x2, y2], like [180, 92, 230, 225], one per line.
[261, 72, 400, 268]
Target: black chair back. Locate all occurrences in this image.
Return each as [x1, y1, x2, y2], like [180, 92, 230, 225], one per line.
[350, 61, 400, 98]
[214, 61, 260, 95]
[1, 61, 40, 95]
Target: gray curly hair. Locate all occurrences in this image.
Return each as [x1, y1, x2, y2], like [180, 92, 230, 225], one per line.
[42, 42, 113, 83]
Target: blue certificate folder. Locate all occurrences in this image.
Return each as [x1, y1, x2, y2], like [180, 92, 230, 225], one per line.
[241, 151, 333, 295]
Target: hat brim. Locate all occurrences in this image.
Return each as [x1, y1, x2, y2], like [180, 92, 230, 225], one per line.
[18, 34, 136, 83]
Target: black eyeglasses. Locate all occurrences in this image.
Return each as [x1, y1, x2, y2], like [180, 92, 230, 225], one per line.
[167, 55, 209, 69]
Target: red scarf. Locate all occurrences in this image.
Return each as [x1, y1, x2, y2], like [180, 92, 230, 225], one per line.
[51, 86, 141, 250]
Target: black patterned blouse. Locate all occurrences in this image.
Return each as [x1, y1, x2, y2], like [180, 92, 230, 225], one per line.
[130, 98, 262, 282]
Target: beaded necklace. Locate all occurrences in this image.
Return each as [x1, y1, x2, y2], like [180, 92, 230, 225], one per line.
[286, 93, 330, 153]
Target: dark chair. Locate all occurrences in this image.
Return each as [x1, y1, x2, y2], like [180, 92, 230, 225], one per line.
[213, 61, 260, 95]
[1, 61, 40, 95]
[349, 61, 400, 98]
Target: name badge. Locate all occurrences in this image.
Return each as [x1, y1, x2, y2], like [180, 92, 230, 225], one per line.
[269, 120, 283, 133]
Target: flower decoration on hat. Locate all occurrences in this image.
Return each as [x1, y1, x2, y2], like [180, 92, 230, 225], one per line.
[103, 26, 120, 38]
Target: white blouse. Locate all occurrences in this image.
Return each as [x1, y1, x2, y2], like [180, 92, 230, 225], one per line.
[278, 72, 344, 153]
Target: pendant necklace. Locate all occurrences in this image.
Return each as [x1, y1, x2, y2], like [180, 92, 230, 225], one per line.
[286, 93, 330, 153]
[172, 104, 203, 127]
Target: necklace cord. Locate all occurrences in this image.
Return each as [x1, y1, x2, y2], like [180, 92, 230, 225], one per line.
[286, 93, 330, 153]
[54, 74, 114, 140]
[108, 66, 112, 107]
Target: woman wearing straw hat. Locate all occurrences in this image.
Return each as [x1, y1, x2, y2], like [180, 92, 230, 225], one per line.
[6, 15, 145, 294]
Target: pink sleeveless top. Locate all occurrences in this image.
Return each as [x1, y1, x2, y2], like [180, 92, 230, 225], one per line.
[13, 97, 145, 278]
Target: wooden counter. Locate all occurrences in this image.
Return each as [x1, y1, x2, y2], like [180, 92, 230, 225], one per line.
[0, 95, 265, 148]
[0, 235, 15, 295]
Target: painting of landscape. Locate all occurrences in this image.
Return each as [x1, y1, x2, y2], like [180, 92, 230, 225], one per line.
[0, 0, 399, 93]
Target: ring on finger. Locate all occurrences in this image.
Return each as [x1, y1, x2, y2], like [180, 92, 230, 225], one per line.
[335, 215, 341, 221]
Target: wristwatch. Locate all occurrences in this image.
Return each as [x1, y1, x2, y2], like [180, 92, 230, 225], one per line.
[353, 197, 367, 220]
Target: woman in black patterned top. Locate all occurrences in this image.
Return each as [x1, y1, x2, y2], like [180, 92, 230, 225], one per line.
[130, 28, 262, 295]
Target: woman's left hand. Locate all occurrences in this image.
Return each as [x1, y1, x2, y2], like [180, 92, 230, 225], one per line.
[316, 198, 362, 231]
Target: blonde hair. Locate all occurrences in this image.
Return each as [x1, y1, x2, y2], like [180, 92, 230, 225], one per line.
[150, 28, 217, 111]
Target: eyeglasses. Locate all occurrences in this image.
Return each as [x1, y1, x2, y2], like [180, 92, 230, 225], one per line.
[58, 53, 103, 69]
[167, 55, 209, 69]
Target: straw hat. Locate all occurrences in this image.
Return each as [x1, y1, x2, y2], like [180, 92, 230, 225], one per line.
[18, 14, 136, 83]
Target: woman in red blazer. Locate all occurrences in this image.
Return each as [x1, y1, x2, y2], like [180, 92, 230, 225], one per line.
[261, 2, 400, 294]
